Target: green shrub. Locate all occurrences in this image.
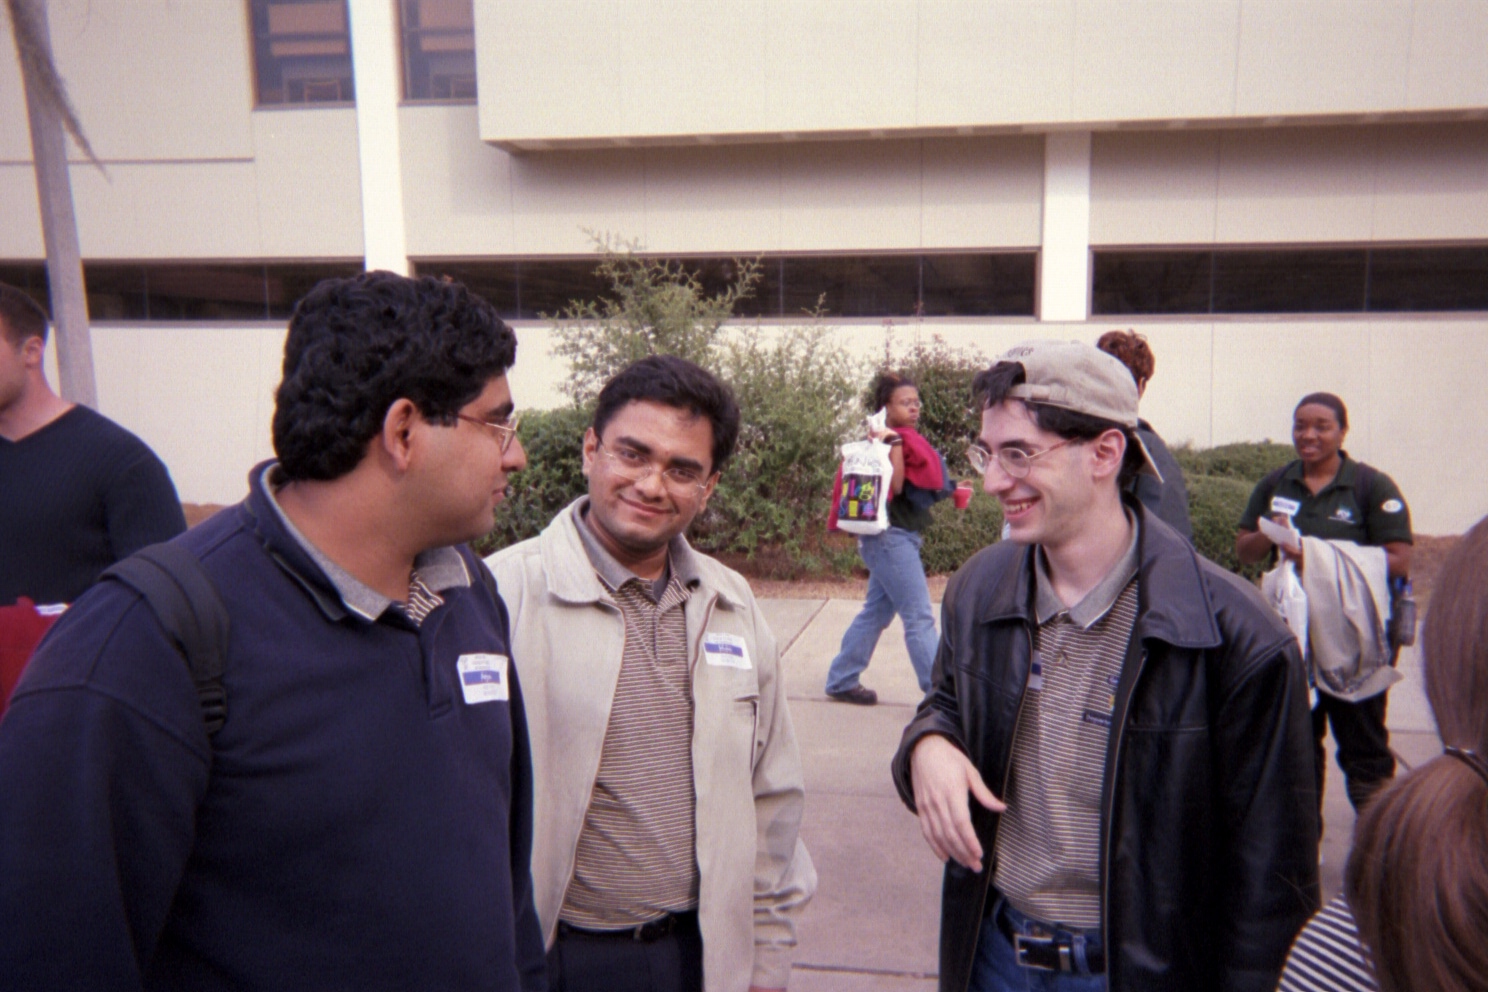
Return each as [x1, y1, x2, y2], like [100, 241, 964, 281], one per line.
[1175, 442, 1294, 482]
[475, 405, 589, 557]
[920, 491, 1005, 575]
[695, 324, 862, 567]
[1186, 473, 1267, 579]
[548, 239, 760, 404]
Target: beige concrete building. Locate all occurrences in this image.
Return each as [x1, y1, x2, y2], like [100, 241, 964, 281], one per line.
[3, 0, 1486, 532]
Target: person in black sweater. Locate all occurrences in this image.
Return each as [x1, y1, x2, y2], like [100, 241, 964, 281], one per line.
[0, 284, 185, 606]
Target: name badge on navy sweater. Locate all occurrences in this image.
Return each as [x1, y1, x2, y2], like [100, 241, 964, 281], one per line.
[703, 633, 751, 670]
[457, 653, 509, 704]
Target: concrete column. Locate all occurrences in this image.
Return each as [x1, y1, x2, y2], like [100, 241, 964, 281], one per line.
[1039, 131, 1092, 322]
[348, 0, 410, 275]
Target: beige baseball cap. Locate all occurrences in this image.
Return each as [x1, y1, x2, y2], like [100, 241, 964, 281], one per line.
[996, 338, 1163, 480]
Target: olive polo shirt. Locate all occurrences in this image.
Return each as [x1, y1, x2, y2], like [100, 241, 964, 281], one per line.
[1239, 453, 1412, 547]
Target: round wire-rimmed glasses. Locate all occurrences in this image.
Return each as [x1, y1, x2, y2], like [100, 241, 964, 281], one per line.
[455, 413, 522, 453]
[966, 438, 1074, 479]
[595, 439, 712, 497]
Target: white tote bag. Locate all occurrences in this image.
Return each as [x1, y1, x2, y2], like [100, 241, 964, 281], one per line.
[834, 410, 894, 536]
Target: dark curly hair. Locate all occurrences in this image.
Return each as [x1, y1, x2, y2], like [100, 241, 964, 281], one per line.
[592, 355, 740, 473]
[972, 360, 1145, 489]
[868, 370, 917, 412]
[272, 271, 517, 482]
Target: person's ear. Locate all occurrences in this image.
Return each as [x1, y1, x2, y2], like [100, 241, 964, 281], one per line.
[20, 336, 45, 369]
[1090, 428, 1127, 482]
[695, 470, 720, 513]
[380, 398, 420, 472]
[580, 427, 598, 479]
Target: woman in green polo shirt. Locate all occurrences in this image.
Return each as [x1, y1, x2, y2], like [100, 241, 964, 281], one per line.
[1235, 392, 1413, 815]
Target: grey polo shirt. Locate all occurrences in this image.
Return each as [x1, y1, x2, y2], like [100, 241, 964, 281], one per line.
[992, 515, 1141, 930]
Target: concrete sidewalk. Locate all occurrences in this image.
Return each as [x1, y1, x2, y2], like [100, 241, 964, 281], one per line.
[758, 598, 1440, 991]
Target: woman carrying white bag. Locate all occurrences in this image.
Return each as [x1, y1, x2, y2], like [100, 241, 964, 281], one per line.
[825, 371, 956, 705]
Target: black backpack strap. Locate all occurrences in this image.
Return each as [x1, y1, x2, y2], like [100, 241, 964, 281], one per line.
[101, 543, 230, 736]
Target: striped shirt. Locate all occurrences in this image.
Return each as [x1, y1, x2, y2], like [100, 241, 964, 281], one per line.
[992, 519, 1140, 929]
[560, 506, 700, 929]
[1278, 895, 1380, 992]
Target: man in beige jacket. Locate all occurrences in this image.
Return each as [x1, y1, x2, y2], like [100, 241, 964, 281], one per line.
[487, 356, 815, 992]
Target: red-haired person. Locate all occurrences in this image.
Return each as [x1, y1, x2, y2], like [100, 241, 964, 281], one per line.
[1095, 330, 1192, 541]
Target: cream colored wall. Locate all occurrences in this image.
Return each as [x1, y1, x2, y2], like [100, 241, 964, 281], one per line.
[1091, 122, 1488, 244]
[60, 316, 1485, 535]
[476, 0, 1488, 148]
[0, 109, 365, 259]
[0, 0, 254, 161]
[0, 0, 364, 261]
[402, 106, 1044, 256]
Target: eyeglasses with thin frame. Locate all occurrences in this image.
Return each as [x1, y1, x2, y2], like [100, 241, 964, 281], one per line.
[966, 438, 1074, 479]
[455, 413, 521, 453]
[595, 439, 712, 496]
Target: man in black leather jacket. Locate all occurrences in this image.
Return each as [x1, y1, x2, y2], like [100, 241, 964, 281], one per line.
[891, 340, 1319, 992]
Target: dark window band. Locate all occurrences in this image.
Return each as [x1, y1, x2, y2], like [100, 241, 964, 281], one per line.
[413, 252, 1038, 320]
[1093, 245, 1488, 315]
[0, 262, 364, 320]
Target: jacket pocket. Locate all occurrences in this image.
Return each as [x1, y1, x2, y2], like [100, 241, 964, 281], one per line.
[734, 694, 761, 768]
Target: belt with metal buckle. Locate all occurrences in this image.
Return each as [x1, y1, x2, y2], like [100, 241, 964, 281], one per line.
[996, 904, 1106, 974]
[557, 910, 697, 944]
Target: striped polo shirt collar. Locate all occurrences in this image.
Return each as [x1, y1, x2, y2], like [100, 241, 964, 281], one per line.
[260, 464, 470, 621]
[573, 496, 702, 597]
[1034, 513, 1141, 628]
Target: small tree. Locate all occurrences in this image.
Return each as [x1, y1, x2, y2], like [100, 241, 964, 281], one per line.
[549, 236, 761, 403]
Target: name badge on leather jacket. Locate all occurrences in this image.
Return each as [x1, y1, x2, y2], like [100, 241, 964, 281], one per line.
[703, 633, 751, 670]
[457, 653, 510, 704]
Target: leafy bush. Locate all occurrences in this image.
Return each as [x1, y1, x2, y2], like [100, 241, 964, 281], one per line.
[548, 238, 760, 404]
[475, 406, 589, 557]
[694, 324, 862, 568]
[1175, 442, 1294, 482]
[921, 491, 1005, 575]
[1186, 473, 1265, 578]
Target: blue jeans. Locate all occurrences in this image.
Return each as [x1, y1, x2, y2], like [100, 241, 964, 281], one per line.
[971, 902, 1107, 992]
[825, 526, 937, 694]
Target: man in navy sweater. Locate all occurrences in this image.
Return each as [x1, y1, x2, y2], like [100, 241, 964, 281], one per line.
[0, 272, 546, 990]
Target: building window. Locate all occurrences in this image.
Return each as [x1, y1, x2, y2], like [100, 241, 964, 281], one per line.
[413, 252, 1039, 321]
[0, 262, 365, 320]
[1092, 245, 1488, 315]
[399, 0, 477, 101]
[250, 0, 355, 106]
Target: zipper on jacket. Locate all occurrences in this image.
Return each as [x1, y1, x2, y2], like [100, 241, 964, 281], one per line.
[962, 620, 1036, 992]
[1099, 646, 1148, 985]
